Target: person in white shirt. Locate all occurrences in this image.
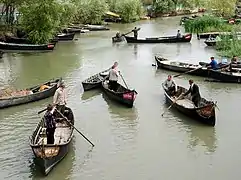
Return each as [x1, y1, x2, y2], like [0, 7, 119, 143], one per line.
[163, 75, 177, 96]
[108, 62, 119, 91]
[53, 82, 67, 115]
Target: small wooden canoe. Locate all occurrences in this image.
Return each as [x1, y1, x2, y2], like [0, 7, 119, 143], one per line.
[155, 56, 209, 77]
[125, 34, 192, 43]
[0, 41, 55, 51]
[163, 84, 216, 126]
[82, 68, 110, 91]
[30, 106, 74, 175]
[112, 36, 125, 43]
[0, 78, 61, 108]
[56, 33, 75, 41]
[83, 24, 110, 31]
[101, 80, 137, 108]
[204, 39, 216, 46]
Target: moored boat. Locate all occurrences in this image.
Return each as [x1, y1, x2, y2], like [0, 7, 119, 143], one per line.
[56, 33, 75, 41]
[163, 84, 216, 126]
[82, 68, 110, 91]
[204, 39, 216, 46]
[0, 78, 61, 108]
[30, 106, 74, 175]
[0, 41, 55, 51]
[101, 80, 137, 108]
[83, 24, 110, 31]
[125, 34, 192, 43]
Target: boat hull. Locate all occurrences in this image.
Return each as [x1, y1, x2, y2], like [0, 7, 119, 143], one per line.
[0, 42, 55, 51]
[82, 68, 110, 91]
[125, 34, 192, 43]
[0, 78, 61, 108]
[101, 80, 137, 108]
[56, 33, 75, 41]
[163, 85, 216, 126]
[155, 56, 209, 77]
[32, 144, 70, 175]
[204, 40, 216, 46]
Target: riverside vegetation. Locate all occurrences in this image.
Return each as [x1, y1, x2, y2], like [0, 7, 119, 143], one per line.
[0, 0, 239, 45]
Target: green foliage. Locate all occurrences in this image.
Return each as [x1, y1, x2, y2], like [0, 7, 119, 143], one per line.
[216, 25, 241, 57]
[206, 0, 237, 17]
[184, 15, 224, 33]
[107, 0, 144, 23]
[73, 0, 108, 25]
[152, 0, 174, 14]
[19, 0, 64, 44]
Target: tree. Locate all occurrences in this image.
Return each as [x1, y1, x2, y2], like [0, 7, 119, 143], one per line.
[73, 0, 108, 25]
[152, 0, 174, 14]
[19, 0, 66, 44]
[206, 0, 237, 17]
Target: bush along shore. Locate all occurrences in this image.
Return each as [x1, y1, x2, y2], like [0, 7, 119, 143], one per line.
[0, 0, 208, 44]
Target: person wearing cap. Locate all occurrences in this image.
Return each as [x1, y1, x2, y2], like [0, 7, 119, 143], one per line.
[53, 82, 67, 115]
[44, 104, 56, 144]
[182, 79, 201, 107]
[177, 30, 182, 38]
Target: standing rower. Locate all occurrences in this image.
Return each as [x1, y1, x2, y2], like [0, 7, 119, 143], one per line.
[53, 82, 67, 115]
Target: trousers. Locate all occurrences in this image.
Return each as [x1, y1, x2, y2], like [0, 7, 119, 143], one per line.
[46, 128, 55, 144]
[109, 80, 118, 91]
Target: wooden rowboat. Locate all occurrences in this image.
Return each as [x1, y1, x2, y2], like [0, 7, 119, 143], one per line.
[0, 41, 55, 51]
[82, 68, 110, 91]
[163, 84, 216, 126]
[155, 56, 209, 77]
[56, 33, 75, 41]
[30, 106, 74, 175]
[101, 80, 137, 108]
[124, 34, 192, 43]
[0, 78, 61, 109]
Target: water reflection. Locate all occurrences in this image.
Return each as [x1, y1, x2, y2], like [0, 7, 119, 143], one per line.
[29, 139, 75, 180]
[164, 103, 217, 153]
[81, 90, 102, 101]
[101, 92, 138, 121]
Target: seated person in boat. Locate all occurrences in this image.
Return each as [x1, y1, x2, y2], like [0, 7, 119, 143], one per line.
[177, 30, 182, 38]
[115, 32, 121, 38]
[44, 104, 56, 144]
[182, 79, 201, 107]
[207, 57, 218, 70]
[132, 27, 139, 39]
[231, 55, 239, 64]
[163, 75, 176, 96]
[108, 62, 119, 91]
[39, 84, 50, 91]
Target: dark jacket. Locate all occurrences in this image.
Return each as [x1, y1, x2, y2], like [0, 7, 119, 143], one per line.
[184, 83, 200, 98]
[44, 111, 56, 129]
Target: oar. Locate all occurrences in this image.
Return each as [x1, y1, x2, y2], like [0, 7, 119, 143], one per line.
[173, 66, 203, 78]
[38, 108, 47, 114]
[55, 109, 95, 147]
[122, 27, 141, 36]
[119, 72, 129, 89]
[162, 94, 183, 116]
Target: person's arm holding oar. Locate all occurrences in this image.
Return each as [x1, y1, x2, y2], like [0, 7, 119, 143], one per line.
[173, 66, 203, 78]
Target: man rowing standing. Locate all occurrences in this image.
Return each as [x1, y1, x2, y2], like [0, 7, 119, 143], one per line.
[182, 79, 201, 107]
[132, 27, 139, 39]
[108, 62, 119, 91]
[44, 104, 56, 144]
[53, 82, 67, 115]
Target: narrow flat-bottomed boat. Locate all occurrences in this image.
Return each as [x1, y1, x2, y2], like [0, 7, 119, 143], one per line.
[30, 107, 74, 175]
[163, 84, 216, 126]
[82, 68, 110, 91]
[101, 80, 137, 108]
[0, 78, 61, 108]
[125, 34, 192, 43]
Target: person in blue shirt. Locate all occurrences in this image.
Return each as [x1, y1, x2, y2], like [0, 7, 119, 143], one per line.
[207, 57, 218, 70]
